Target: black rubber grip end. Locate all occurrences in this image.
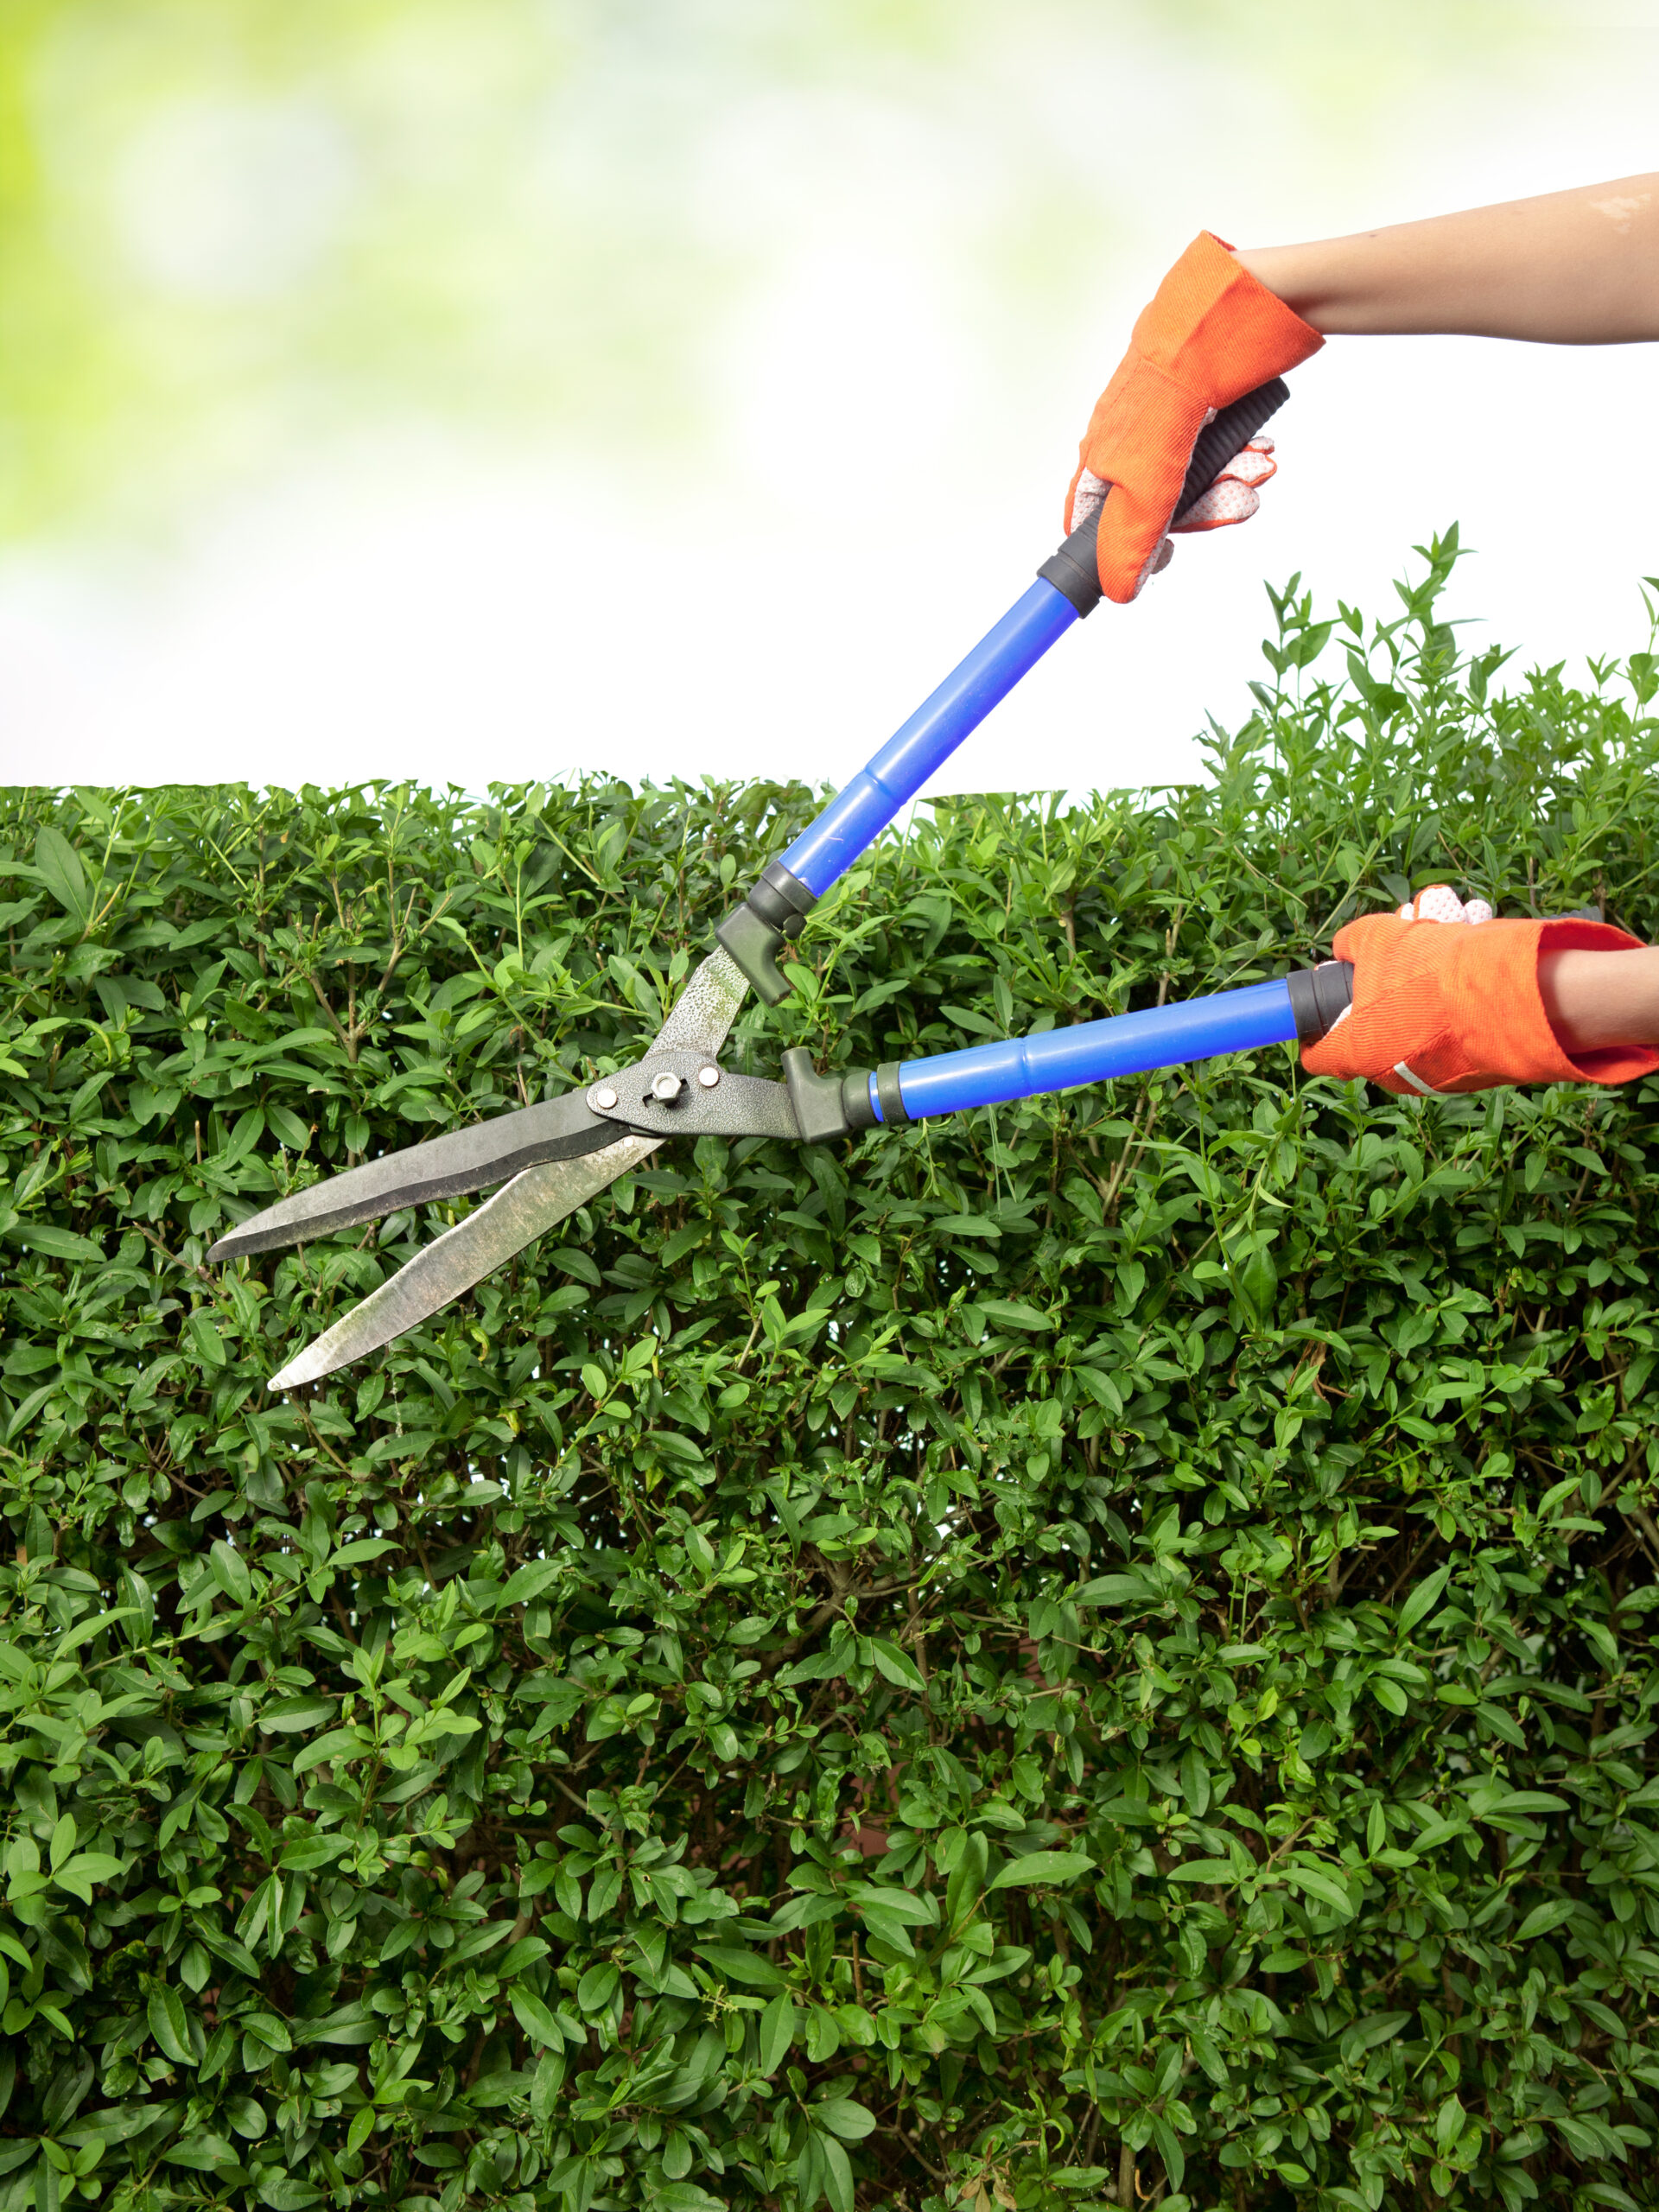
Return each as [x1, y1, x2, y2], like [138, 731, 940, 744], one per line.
[1173, 378, 1289, 525]
[1287, 960, 1355, 1045]
[1038, 374, 1291, 619]
[1037, 528, 1105, 620]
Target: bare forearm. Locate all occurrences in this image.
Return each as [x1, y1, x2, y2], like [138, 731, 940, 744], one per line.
[1236, 175, 1659, 342]
[1541, 947, 1659, 1052]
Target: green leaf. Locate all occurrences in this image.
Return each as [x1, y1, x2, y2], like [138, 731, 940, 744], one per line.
[1150, 2110, 1185, 2193]
[576, 1961, 620, 2012]
[32, 825, 92, 930]
[278, 1834, 349, 1872]
[1338, 2012, 1412, 2062]
[530, 2048, 566, 2124]
[11, 1223, 103, 1263]
[254, 2178, 323, 2211]
[1398, 1561, 1452, 1635]
[327, 1539, 397, 1567]
[1435, 2093, 1466, 2157]
[867, 1637, 925, 1692]
[52, 1607, 138, 1656]
[694, 1945, 788, 1992]
[290, 1727, 372, 1777]
[1166, 1858, 1241, 1885]
[497, 1559, 561, 1610]
[266, 1105, 312, 1154]
[53, 1852, 124, 1901]
[813, 2129, 856, 2212]
[259, 1697, 337, 1733]
[187, 1309, 228, 1372]
[165, 2133, 240, 2172]
[1179, 1746, 1211, 1816]
[296, 2003, 376, 2046]
[1515, 1897, 1578, 1942]
[811, 2095, 875, 2142]
[769, 1891, 842, 1934]
[976, 1298, 1052, 1332]
[54, 2104, 168, 2150]
[1074, 1367, 1125, 1415]
[208, 1539, 251, 1606]
[510, 1988, 563, 2049]
[776, 1646, 856, 1688]
[946, 1832, 988, 1929]
[757, 1993, 798, 2075]
[147, 1986, 194, 2066]
[1283, 1864, 1357, 1919]
[1073, 1573, 1160, 1608]
[988, 1851, 1094, 1891]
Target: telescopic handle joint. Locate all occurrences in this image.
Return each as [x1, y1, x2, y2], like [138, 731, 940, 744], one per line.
[1286, 960, 1355, 1045]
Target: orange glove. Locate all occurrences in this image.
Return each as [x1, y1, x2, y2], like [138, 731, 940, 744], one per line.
[1301, 886, 1659, 1095]
[1067, 232, 1324, 604]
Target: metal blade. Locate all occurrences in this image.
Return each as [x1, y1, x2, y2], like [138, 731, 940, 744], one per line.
[213, 951, 748, 1263]
[260, 944, 753, 1386]
[650, 945, 749, 1058]
[209, 1090, 616, 1261]
[269, 1134, 660, 1389]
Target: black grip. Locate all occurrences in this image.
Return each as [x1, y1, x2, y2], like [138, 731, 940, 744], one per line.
[1286, 960, 1355, 1046]
[1173, 378, 1289, 526]
[1038, 373, 1292, 618]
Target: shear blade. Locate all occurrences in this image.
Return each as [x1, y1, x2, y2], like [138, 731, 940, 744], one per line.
[210, 1090, 615, 1262]
[269, 1135, 660, 1389]
[253, 945, 753, 1387]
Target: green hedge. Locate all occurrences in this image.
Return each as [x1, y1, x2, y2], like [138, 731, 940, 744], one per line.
[3, 532, 1659, 2212]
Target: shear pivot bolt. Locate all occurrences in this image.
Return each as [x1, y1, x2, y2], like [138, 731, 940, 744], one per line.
[651, 1071, 685, 1102]
[696, 1065, 720, 1088]
[594, 1085, 618, 1110]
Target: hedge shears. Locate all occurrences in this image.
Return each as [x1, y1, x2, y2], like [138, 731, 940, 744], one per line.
[213, 377, 1352, 1388]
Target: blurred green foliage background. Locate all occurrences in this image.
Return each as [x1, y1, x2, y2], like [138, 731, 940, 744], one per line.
[0, 0, 1554, 543]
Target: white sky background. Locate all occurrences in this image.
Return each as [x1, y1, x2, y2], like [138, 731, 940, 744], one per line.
[3, 1, 1659, 798]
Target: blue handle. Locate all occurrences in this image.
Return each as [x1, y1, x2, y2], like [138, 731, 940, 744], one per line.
[779, 578, 1078, 899]
[868, 978, 1300, 1122]
[715, 376, 1294, 1007]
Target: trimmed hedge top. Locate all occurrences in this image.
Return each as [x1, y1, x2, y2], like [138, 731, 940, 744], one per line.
[3, 533, 1659, 2212]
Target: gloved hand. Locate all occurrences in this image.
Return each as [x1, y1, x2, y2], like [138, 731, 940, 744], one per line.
[1301, 885, 1659, 1094]
[1066, 232, 1324, 604]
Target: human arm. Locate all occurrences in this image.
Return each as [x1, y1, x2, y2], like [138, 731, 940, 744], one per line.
[1540, 944, 1659, 1052]
[1236, 173, 1659, 343]
[1300, 889, 1659, 1095]
[1071, 174, 1659, 601]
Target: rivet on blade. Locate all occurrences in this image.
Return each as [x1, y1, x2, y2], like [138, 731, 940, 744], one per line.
[594, 1085, 618, 1110]
[697, 1065, 720, 1088]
